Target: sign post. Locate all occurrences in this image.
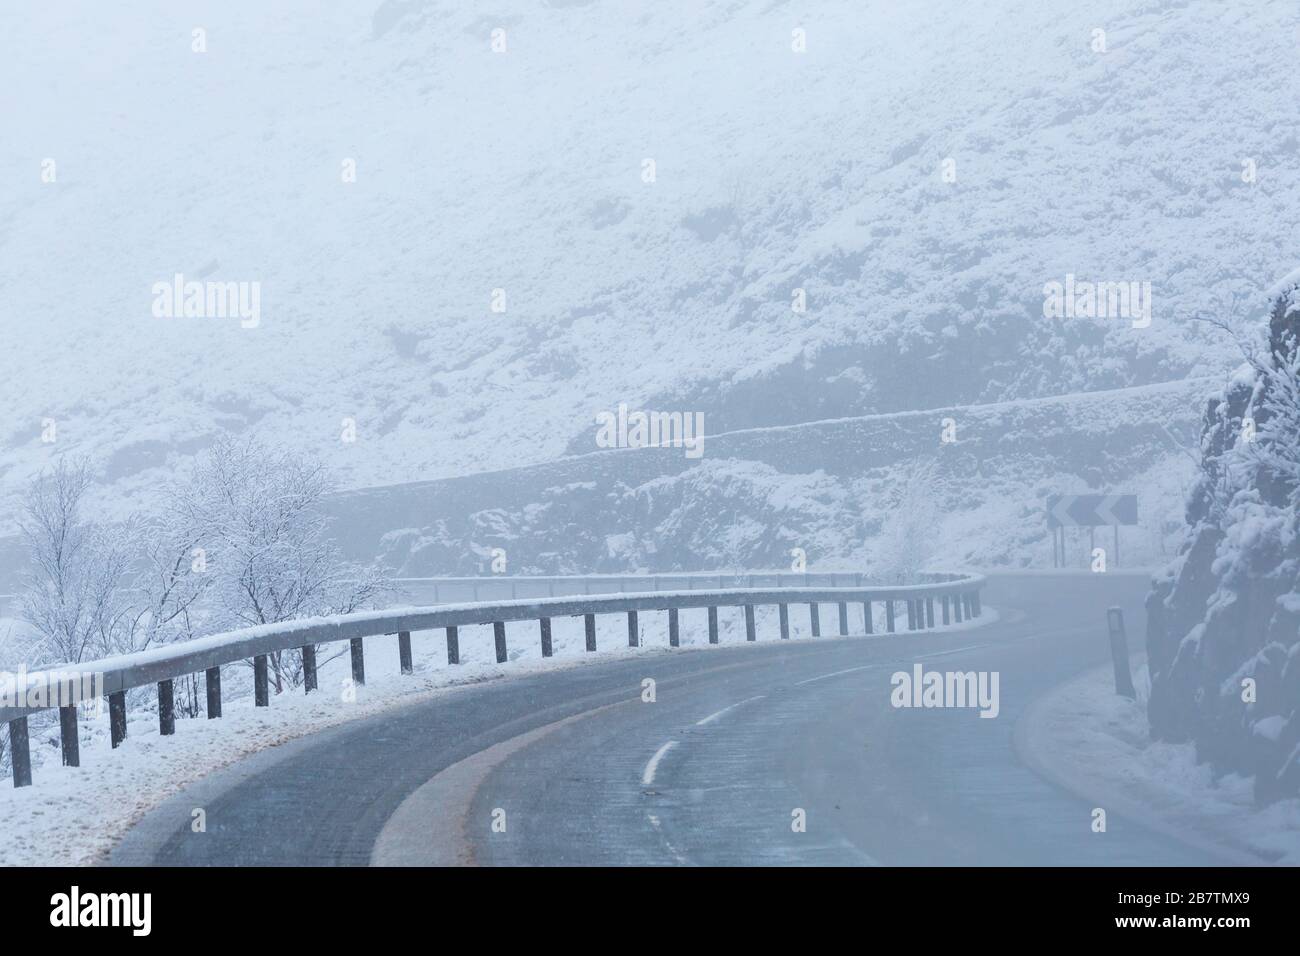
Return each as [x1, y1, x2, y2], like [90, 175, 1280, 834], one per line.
[1046, 494, 1138, 568]
[1106, 607, 1137, 699]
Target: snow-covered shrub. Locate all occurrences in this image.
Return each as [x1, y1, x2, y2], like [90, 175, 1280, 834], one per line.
[1147, 278, 1300, 802]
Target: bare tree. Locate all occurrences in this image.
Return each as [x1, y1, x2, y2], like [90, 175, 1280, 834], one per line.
[18, 459, 137, 666]
[0, 621, 23, 772]
[176, 436, 391, 692]
[16, 439, 391, 722]
[871, 458, 945, 585]
[133, 501, 213, 649]
[123, 511, 215, 716]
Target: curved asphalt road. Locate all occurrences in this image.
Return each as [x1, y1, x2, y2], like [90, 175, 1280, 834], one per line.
[112, 572, 1226, 866]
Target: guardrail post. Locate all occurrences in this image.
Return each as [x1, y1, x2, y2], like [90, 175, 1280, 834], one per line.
[668, 608, 680, 647]
[302, 645, 318, 692]
[446, 626, 460, 665]
[110, 690, 128, 743]
[707, 606, 719, 644]
[745, 604, 756, 642]
[398, 631, 413, 675]
[494, 621, 508, 663]
[205, 669, 221, 719]
[906, 600, 915, 631]
[350, 638, 365, 685]
[59, 705, 79, 767]
[254, 654, 269, 707]
[585, 613, 597, 652]
[810, 604, 820, 637]
[158, 680, 175, 736]
[627, 611, 639, 648]
[540, 618, 553, 657]
[953, 593, 964, 623]
[925, 598, 935, 628]
[942, 595, 951, 625]
[9, 719, 31, 787]
[779, 603, 789, 639]
[863, 602, 873, 634]
[886, 601, 896, 633]
[838, 602, 849, 636]
[1106, 608, 1136, 699]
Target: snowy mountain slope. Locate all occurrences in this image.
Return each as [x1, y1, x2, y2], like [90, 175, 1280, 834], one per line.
[0, 376, 1206, 589]
[0, 0, 1293, 534]
[320, 377, 1209, 577]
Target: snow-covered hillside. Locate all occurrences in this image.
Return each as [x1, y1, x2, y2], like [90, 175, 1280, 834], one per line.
[1, 0, 1294, 537]
[325, 377, 1207, 576]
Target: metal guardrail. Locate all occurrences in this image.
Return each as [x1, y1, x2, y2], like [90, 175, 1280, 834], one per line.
[0, 572, 876, 611]
[2, 571, 985, 787]
[389, 571, 883, 604]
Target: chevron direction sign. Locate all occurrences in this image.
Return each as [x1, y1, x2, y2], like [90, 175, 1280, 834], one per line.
[1047, 494, 1138, 528]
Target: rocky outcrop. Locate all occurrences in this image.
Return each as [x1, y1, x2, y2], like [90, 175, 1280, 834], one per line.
[1147, 285, 1300, 803]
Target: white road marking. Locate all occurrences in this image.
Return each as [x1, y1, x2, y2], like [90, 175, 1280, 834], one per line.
[794, 644, 992, 687]
[913, 643, 990, 659]
[646, 812, 691, 865]
[794, 664, 878, 686]
[642, 740, 677, 786]
[695, 695, 766, 726]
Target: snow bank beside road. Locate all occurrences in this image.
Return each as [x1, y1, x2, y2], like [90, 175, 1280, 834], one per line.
[1017, 662, 1300, 865]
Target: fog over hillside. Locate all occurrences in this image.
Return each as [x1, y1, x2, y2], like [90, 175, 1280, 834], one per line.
[3, 0, 1297, 557]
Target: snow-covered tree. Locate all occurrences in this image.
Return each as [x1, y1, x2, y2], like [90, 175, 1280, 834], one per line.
[0, 621, 26, 772]
[174, 436, 390, 692]
[870, 458, 945, 585]
[1241, 290, 1300, 508]
[18, 458, 138, 666]
[15, 439, 391, 721]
